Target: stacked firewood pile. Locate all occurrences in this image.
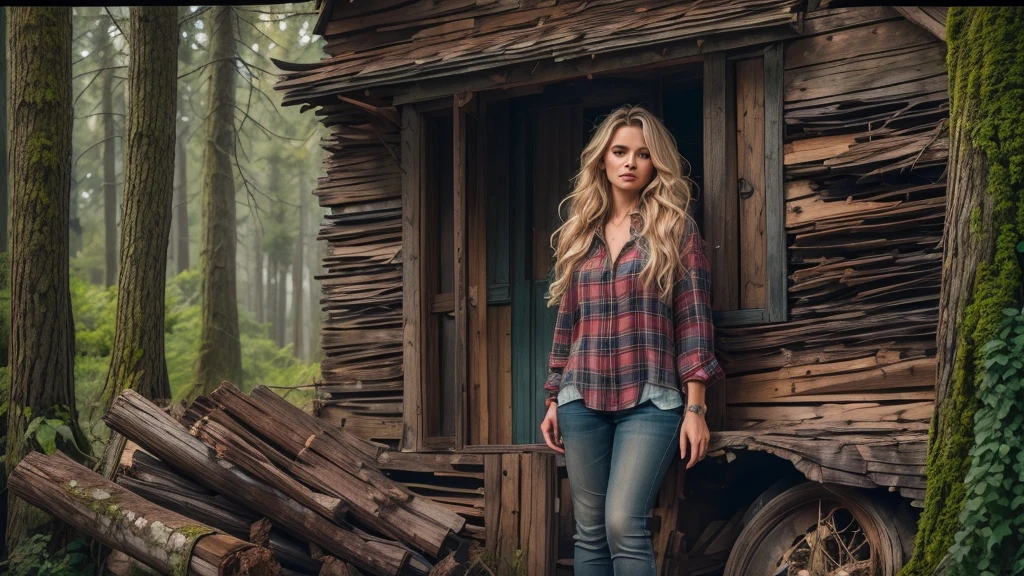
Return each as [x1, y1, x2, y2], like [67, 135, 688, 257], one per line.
[11, 384, 486, 576]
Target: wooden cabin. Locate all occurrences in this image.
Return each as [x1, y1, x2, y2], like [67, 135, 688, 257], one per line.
[274, 2, 948, 573]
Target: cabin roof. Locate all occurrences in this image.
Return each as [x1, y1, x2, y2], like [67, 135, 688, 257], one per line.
[275, 0, 804, 106]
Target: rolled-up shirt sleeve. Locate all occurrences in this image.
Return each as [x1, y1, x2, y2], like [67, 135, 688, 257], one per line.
[544, 274, 578, 402]
[674, 233, 725, 388]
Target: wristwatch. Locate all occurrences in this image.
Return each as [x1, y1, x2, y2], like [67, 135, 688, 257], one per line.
[686, 403, 707, 417]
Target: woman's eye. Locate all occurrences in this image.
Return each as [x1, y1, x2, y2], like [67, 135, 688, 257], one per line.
[639, 153, 650, 159]
[613, 150, 624, 156]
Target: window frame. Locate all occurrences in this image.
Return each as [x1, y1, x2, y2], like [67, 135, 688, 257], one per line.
[704, 44, 788, 328]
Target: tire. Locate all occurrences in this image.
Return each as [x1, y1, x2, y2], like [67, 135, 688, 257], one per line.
[724, 482, 906, 576]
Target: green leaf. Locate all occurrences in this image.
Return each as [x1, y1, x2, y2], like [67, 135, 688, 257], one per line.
[35, 424, 57, 455]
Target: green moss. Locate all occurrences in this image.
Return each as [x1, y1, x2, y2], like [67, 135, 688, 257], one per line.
[61, 481, 214, 576]
[969, 205, 982, 237]
[899, 8, 1024, 576]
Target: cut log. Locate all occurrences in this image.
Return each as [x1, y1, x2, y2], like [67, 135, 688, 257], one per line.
[204, 383, 466, 552]
[8, 451, 278, 576]
[104, 389, 418, 576]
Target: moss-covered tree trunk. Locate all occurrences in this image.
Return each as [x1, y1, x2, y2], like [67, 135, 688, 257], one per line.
[100, 6, 177, 413]
[899, 8, 1024, 576]
[192, 5, 242, 396]
[5, 6, 82, 552]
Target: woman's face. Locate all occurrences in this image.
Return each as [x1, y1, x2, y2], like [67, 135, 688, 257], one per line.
[602, 125, 655, 196]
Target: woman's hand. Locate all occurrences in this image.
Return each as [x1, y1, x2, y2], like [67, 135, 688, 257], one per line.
[540, 403, 565, 454]
[680, 411, 709, 469]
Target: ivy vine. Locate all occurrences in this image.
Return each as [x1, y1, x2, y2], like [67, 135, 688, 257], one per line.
[950, 302, 1024, 575]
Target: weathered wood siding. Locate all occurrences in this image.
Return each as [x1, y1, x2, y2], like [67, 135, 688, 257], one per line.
[709, 7, 948, 503]
[311, 104, 406, 443]
[280, 4, 948, 504]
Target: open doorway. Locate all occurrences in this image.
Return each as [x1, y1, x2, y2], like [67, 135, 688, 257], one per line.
[480, 61, 706, 444]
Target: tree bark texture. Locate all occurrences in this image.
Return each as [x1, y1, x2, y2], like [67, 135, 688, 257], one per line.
[173, 23, 192, 276]
[103, 62, 117, 287]
[0, 8, 8, 255]
[5, 6, 80, 552]
[292, 183, 305, 358]
[9, 451, 278, 576]
[193, 5, 242, 395]
[101, 6, 177, 414]
[172, 126, 189, 275]
[899, 8, 1024, 576]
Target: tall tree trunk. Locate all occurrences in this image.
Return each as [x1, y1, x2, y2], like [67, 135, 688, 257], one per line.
[277, 264, 287, 348]
[5, 6, 82, 552]
[102, 65, 117, 287]
[100, 6, 177, 413]
[173, 25, 191, 276]
[192, 6, 242, 396]
[173, 128, 189, 274]
[292, 183, 305, 358]
[253, 221, 264, 323]
[0, 7, 7, 255]
[899, 8, 1024, 576]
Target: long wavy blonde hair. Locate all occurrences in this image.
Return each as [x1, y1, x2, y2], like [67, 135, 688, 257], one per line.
[548, 105, 693, 305]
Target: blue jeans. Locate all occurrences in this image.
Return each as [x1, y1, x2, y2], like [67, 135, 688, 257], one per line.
[557, 399, 683, 575]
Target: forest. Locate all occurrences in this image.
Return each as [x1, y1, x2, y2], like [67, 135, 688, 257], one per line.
[1, 5, 327, 570]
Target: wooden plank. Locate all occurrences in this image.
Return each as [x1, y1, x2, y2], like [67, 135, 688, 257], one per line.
[783, 134, 856, 165]
[736, 57, 767, 309]
[484, 454, 502, 552]
[454, 92, 473, 449]
[726, 358, 936, 403]
[468, 97, 488, 446]
[518, 452, 534, 567]
[801, 7, 900, 36]
[785, 19, 939, 70]
[893, 7, 946, 42]
[526, 453, 556, 576]
[763, 43, 787, 323]
[488, 305, 514, 445]
[703, 52, 739, 311]
[400, 105, 423, 452]
[498, 454, 520, 562]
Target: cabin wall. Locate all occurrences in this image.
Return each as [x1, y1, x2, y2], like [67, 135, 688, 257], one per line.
[710, 7, 947, 502]
[302, 5, 948, 498]
[311, 105, 406, 444]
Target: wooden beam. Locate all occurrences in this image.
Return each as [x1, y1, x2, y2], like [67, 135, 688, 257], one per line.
[893, 7, 947, 43]
[401, 105, 423, 452]
[763, 43, 787, 323]
[703, 52, 739, 311]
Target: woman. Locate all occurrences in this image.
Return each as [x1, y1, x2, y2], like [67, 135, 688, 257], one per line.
[539, 104, 725, 575]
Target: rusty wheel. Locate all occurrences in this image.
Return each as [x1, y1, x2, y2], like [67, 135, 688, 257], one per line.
[724, 483, 906, 576]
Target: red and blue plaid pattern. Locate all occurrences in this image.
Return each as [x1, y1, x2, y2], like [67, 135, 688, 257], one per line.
[545, 216, 725, 412]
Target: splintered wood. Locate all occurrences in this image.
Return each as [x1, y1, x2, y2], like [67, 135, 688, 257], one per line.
[712, 7, 948, 505]
[103, 386, 488, 576]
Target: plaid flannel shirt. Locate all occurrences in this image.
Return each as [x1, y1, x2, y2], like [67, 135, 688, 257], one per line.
[544, 215, 725, 412]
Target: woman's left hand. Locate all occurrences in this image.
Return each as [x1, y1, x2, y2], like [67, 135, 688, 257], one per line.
[680, 411, 710, 469]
